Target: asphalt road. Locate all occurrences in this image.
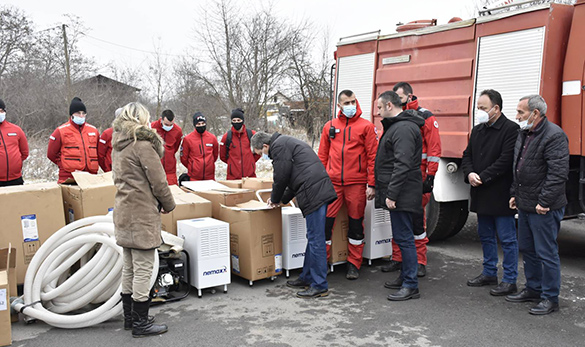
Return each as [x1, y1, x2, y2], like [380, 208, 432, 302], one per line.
[10, 214, 585, 347]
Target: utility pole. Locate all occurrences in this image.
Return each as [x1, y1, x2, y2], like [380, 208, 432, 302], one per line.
[62, 24, 72, 102]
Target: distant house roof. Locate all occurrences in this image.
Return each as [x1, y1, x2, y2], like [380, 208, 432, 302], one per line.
[76, 74, 141, 92]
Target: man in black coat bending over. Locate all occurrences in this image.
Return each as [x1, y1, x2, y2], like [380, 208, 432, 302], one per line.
[251, 132, 337, 298]
[374, 91, 424, 301]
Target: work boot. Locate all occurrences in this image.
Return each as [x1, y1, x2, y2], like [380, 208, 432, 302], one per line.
[297, 286, 329, 298]
[417, 264, 426, 278]
[384, 275, 404, 289]
[346, 262, 359, 280]
[286, 278, 310, 289]
[132, 299, 168, 338]
[121, 293, 154, 330]
[387, 287, 420, 301]
[381, 260, 402, 273]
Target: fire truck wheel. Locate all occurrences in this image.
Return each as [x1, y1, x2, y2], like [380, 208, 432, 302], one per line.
[426, 194, 469, 241]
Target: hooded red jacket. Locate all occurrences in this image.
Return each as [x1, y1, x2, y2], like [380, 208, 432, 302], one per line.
[181, 130, 219, 180]
[0, 120, 29, 181]
[405, 96, 442, 177]
[318, 99, 378, 187]
[151, 119, 183, 175]
[219, 125, 260, 180]
[97, 127, 113, 172]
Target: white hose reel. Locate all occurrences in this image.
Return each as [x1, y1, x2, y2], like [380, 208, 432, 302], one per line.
[12, 215, 158, 329]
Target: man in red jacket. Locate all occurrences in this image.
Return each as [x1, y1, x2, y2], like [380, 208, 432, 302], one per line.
[97, 108, 122, 172]
[382, 82, 442, 277]
[151, 109, 183, 185]
[0, 98, 29, 186]
[318, 90, 378, 280]
[180, 112, 219, 181]
[48, 97, 100, 183]
[219, 108, 260, 180]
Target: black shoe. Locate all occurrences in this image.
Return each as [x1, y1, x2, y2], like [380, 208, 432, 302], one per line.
[505, 288, 541, 303]
[381, 260, 402, 273]
[417, 264, 426, 278]
[387, 287, 420, 301]
[490, 282, 518, 296]
[121, 293, 154, 330]
[286, 278, 310, 289]
[529, 299, 559, 315]
[467, 274, 498, 287]
[132, 299, 168, 338]
[346, 263, 359, 280]
[297, 287, 329, 298]
[384, 275, 404, 289]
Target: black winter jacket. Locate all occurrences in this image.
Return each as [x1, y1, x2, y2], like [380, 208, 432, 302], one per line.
[511, 117, 569, 213]
[461, 114, 519, 216]
[374, 110, 425, 213]
[269, 133, 337, 217]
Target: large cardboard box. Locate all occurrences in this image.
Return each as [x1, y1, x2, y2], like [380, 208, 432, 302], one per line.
[219, 201, 283, 282]
[331, 204, 349, 265]
[161, 185, 212, 235]
[0, 183, 66, 284]
[192, 188, 256, 218]
[241, 177, 273, 192]
[0, 248, 14, 346]
[61, 171, 116, 224]
[217, 180, 243, 189]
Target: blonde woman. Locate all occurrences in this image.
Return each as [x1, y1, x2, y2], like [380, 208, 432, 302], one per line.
[112, 102, 175, 337]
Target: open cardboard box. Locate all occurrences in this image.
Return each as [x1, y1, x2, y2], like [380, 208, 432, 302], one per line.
[161, 185, 212, 235]
[60, 171, 116, 224]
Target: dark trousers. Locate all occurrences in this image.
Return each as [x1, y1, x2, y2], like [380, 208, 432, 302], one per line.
[518, 208, 564, 302]
[390, 210, 418, 289]
[300, 204, 328, 291]
[0, 176, 24, 186]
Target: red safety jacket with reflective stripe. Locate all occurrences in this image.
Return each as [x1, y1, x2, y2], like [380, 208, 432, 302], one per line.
[47, 120, 99, 183]
[181, 130, 219, 180]
[219, 125, 260, 180]
[318, 99, 378, 187]
[405, 97, 442, 177]
[151, 119, 183, 175]
[0, 121, 29, 181]
[97, 127, 113, 172]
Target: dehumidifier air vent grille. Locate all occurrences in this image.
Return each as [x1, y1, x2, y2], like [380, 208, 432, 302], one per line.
[199, 226, 229, 258]
[374, 208, 390, 225]
[289, 214, 306, 242]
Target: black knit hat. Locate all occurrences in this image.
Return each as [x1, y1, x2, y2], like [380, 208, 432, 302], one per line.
[0, 99, 5, 110]
[193, 112, 206, 124]
[69, 97, 86, 116]
[231, 108, 244, 121]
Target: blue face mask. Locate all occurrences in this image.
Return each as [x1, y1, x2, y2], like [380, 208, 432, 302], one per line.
[72, 116, 85, 125]
[162, 124, 174, 132]
[343, 104, 357, 118]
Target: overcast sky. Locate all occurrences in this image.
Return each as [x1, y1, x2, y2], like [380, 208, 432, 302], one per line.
[4, 0, 476, 75]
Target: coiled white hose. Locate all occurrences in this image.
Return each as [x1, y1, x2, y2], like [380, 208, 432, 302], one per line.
[11, 215, 158, 329]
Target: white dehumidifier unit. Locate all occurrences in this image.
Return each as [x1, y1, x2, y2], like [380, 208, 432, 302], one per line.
[363, 199, 392, 265]
[177, 217, 231, 298]
[256, 189, 308, 278]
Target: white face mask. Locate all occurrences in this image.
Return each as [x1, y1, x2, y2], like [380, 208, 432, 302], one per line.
[72, 115, 86, 125]
[162, 124, 174, 132]
[475, 106, 495, 124]
[0, 112, 5, 123]
[519, 112, 535, 130]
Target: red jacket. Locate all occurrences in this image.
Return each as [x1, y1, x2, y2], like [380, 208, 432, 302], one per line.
[318, 99, 378, 187]
[151, 119, 183, 175]
[405, 97, 442, 177]
[97, 127, 113, 172]
[0, 121, 29, 181]
[181, 130, 219, 180]
[219, 125, 260, 180]
[47, 120, 100, 183]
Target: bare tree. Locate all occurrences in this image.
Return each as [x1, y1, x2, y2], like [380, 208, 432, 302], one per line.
[0, 5, 33, 80]
[146, 39, 171, 118]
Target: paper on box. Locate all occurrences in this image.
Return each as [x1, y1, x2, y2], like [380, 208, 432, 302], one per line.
[191, 188, 255, 218]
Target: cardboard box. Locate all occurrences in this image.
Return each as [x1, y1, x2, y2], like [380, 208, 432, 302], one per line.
[331, 204, 349, 264]
[161, 186, 212, 235]
[192, 188, 256, 218]
[61, 171, 116, 224]
[241, 177, 273, 192]
[219, 201, 283, 282]
[0, 183, 66, 285]
[0, 248, 14, 346]
[217, 180, 243, 189]
[0, 247, 17, 347]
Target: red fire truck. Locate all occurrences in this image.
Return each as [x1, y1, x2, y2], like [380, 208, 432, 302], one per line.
[331, 0, 585, 240]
